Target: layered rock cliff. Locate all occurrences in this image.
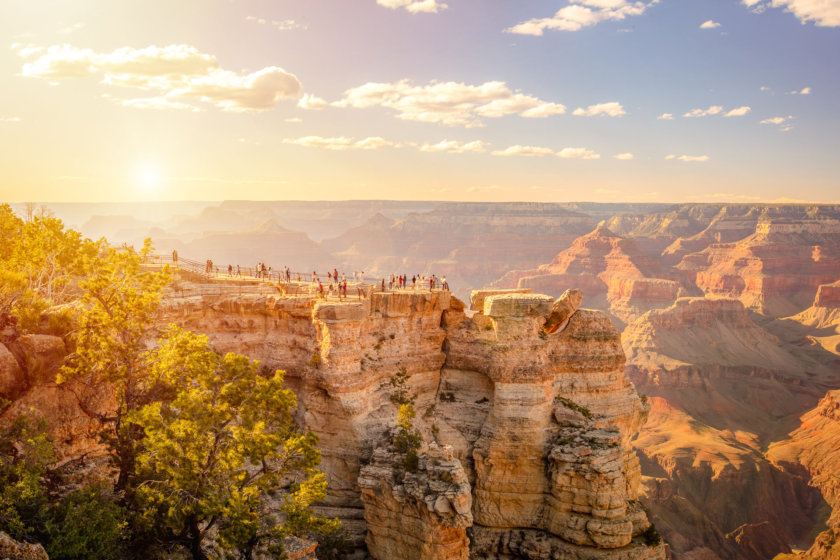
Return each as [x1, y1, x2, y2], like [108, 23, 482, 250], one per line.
[156, 286, 665, 559]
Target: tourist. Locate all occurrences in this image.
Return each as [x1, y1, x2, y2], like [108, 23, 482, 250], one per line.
[172, 249, 178, 263]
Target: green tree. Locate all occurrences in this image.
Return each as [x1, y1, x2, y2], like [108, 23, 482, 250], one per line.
[129, 327, 336, 559]
[0, 203, 99, 330]
[59, 238, 171, 491]
[0, 413, 54, 541]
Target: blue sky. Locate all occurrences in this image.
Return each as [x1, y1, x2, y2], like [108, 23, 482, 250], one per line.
[1, 0, 838, 202]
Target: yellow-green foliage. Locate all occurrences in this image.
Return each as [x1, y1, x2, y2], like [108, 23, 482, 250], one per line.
[0, 204, 100, 331]
[128, 327, 337, 557]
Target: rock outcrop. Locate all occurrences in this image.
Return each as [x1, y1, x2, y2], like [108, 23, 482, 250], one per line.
[0, 533, 49, 560]
[359, 443, 472, 560]
[0, 330, 109, 463]
[158, 286, 664, 559]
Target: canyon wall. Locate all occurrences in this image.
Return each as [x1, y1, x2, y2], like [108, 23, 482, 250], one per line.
[155, 287, 665, 559]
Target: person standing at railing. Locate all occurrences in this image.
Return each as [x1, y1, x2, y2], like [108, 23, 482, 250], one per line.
[236, 265, 241, 277]
[172, 249, 178, 264]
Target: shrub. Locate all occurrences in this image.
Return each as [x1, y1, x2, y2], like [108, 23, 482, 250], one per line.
[44, 482, 128, 560]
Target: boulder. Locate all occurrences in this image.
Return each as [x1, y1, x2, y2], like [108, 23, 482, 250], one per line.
[543, 288, 583, 334]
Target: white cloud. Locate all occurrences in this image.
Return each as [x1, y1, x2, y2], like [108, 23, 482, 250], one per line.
[491, 145, 600, 159]
[285, 117, 303, 123]
[557, 147, 600, 159]
[355, 137, 396, 150]
[492, 145, 556, 157]
[283, 136, 396, 150]
[742, 0, 840, 26]
[298, 93, 328, 110]
[683, 105, 723, 117]
[475, 95, 566, 118]
[700, 20, 721, 28]
[760, 115, 795, 130]
[664, 154, 676, 160]
[17, 44, 302, 112]
[505, 0, 658, 35]
[377, 0, 448, 14]
[676, 154, 710, 162]
[572, 101, 625, 117]
[787, 86, 811, 94]
[613, 152, 634, 160]
[657, 112, 674, 120]
[336, 79, 566, 127]
[760, 116, 787, 124]
[245, 15, 307, 31]
[58, 23, 85, 35]
[0, 116, 21, 123]
[519, 102, 568, 118]
[419, 140, 489, 153]
[724, 105, 751, 117]
[760, 85, 771, 91]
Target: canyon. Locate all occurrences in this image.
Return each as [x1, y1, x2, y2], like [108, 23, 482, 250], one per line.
[3, 201, 840, 559]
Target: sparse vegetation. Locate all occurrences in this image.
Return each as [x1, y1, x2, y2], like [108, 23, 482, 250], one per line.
[555, 396, 594, 420]
[389, 369, 421, 472]
[643, 525, 662, 547]
[440, 391, 456, 402]
[308, 350, 322, 368]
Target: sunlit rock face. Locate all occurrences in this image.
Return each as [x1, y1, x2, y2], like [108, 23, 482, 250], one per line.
[160, 287, 663, 559]
[0, 331, 111, 465]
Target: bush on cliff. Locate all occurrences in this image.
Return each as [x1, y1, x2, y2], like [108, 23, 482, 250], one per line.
[0, 414, 128, 560]
[127, 327, 337, 559]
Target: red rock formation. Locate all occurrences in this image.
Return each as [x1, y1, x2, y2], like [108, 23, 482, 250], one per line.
[677, 220, 840, 317]
[815, 280, 840, 308]
[493, 226, 685, 324]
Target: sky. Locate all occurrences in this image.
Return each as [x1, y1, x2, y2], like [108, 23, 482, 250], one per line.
[1, 0, 839, 203]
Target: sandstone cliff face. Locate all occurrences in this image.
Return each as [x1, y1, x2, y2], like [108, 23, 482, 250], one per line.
[625, 298, 837, 560]
[0, 329, 109, 464]
[159, 287, 664, 559]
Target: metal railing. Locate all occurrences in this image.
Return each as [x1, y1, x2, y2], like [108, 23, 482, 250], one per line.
[145, 254, 450, 300]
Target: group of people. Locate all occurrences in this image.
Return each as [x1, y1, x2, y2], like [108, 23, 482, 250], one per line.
[175, 251, 453, 296]
[375, 273, 446, 292]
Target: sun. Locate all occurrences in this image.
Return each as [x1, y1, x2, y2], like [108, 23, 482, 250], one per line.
[134, 164, 163, 193]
